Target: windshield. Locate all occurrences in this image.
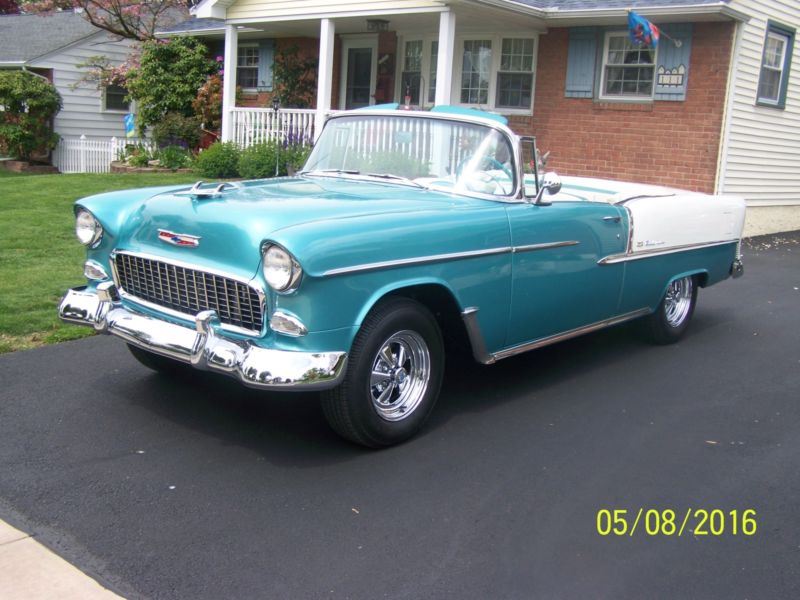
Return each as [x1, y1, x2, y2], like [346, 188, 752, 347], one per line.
[302, 115, 517, 197]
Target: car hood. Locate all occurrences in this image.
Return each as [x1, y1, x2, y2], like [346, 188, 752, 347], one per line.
[114, 176, 479, 279]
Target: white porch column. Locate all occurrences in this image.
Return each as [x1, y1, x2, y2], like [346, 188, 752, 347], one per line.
[221, 24, 238, 142]
[315, 18, 336, 141]
[434, 10, 456, 106]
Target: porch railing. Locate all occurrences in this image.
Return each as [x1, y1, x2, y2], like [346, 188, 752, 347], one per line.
[230, 108, 316, 148]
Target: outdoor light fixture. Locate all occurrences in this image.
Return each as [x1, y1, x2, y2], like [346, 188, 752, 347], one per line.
[366, 19, 389, 32]
[272, 97, 281, 176]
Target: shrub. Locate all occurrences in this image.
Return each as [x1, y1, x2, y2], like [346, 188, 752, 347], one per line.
[193, 74, 224, 133]
[195, 142, 240, 178]
[284, 143, 312, 174]
[238, 142, 279, 179]
[273, 44, 317, 108]
[0, 70, 62, 160]
[157, 145, 191, 170]
[151, 112, 202, 150]
[125, 37, 218, 130]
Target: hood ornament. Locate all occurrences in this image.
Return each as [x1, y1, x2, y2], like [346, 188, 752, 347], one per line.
[158, 229, 201, 247]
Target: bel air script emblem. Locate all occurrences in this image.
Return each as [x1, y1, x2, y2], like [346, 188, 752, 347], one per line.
[157, 229, 201, 247]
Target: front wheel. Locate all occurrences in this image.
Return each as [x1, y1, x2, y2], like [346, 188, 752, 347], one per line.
[641, 275, 698, 344]
[321, 298, 444, 448]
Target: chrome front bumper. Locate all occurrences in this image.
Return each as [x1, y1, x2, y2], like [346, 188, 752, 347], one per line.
[58, 284, 347, 391]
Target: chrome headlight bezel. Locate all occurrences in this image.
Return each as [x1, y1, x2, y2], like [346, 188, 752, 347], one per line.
[261, 242, 302, 293]
[75, 208, 103, 248]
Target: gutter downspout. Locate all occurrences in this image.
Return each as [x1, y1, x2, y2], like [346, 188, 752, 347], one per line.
[714, 18, 746, 195]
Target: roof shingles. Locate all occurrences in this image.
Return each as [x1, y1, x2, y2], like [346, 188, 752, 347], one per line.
[0, 12, 98, 64]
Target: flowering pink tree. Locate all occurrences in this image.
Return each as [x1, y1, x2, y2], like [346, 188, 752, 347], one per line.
[19, 0, 190, 41]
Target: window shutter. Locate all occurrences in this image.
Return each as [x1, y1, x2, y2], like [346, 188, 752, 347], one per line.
[258, 40, 274, 91]
[565, 27, 598, 98]
[654, 24, 693, 101]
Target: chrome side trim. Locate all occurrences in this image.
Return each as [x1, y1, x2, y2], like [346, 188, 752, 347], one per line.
[58, 286, 347, 391]
[597, 240, 737, 265]
[321, 242, 580, 277]
[460, 307, 496, 365]
[512, 240, 580, 253]
[321, 247, 512, 277]
[109, 250, 267, 337]
[491, 308, 651, 361]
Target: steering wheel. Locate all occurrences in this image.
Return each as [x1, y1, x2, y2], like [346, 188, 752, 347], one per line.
[482, 157, 514, 182]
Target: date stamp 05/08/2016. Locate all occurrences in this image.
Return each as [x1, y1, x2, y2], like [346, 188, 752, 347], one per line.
[596, 508, 757, 537]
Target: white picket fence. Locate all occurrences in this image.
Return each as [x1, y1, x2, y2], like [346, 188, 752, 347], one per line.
[53, 135, 153, 174]
[230, 108, 316, 148]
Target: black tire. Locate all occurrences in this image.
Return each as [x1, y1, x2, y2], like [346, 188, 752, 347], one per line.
[127, 344, 187, 375]
[321, 298, 444, 448]
[641, 275, 698, 344]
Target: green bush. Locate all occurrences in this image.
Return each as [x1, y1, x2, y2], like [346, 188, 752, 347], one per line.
[238, 142, 280, 179]
[238, 141, 312, 179]
[151, 112, 202, 150]
[157, 145, 191, 170]
[0, 71, 62, 160]
[195, 142, 240, 178]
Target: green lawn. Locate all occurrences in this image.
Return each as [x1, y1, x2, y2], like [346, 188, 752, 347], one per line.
[0, 172, 199, 353]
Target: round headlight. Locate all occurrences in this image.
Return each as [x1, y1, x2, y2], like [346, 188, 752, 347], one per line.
[76, 209, 103, 247]
[263, 244, 301, 292]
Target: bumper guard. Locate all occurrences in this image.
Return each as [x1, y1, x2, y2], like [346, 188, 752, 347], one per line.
[58, 284, 347, 391]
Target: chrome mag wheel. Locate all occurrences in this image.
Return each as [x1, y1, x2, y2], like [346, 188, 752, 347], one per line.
[664, 276, 694, 327]
[369, 330, 431, 422]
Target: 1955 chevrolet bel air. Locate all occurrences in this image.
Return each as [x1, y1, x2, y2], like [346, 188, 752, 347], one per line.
[59, 105, 746, 447]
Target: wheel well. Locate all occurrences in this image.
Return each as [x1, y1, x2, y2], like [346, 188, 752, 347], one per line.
[383, 284, 473, 360]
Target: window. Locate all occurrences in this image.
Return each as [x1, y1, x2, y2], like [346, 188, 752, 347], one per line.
[460, 40, 492, 104]
[601, 32, 656, 99]
[237, 46, 259, 90]
[400, 40, 423, 104]
[396, 33, 536, 113]
[428, 41, 438, 104]
[757, 22, 795, 108]
[104, 84, 129, 111]
[496, 38, 535, 109]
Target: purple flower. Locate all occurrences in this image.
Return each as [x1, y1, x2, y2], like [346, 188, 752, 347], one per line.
[216, 55, 224, 62]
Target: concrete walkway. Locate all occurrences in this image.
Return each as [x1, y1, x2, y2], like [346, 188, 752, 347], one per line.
[0, 520, 121, 599]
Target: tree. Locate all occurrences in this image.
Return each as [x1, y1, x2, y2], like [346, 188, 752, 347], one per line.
[19, 0, 190, 41]
[124, 37, 218, 129]
[0, 71, 62, 160]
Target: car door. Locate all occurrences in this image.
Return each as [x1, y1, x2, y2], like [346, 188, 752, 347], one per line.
[503, 200, 627, 347]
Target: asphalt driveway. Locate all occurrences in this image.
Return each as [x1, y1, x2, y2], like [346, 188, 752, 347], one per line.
[1, 235, 798, 599]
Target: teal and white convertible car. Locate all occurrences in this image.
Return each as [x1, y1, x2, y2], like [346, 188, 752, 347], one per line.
[59, 106, 745, 447]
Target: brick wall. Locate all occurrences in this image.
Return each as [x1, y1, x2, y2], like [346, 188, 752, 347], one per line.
[508, 22, 734, 193]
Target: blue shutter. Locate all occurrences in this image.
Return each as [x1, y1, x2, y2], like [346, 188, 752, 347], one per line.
[654, 24, 693, 101]
[565, 27, 598, 98]
[257, 40, 274, 91]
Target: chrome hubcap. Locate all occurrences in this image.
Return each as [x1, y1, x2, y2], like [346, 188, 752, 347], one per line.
[369, 330, 431, 422]
[664, 276, 693, 327]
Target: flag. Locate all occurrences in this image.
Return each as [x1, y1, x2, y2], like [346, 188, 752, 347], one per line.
[124, 113, 135, 139]
[628, 11, 660, 48]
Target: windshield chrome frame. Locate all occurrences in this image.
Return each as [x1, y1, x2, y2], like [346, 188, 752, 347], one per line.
[306, 110, 525, 204]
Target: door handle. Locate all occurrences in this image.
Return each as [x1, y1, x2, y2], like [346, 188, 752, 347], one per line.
[602, 216, 621, 223]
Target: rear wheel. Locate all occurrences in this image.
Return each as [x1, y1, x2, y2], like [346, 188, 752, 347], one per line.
[127, 344, 187, 375]
[641, 275, 698, 344]
[321, 298, 444, 448]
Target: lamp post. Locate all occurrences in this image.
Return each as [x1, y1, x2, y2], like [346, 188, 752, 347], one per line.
[272, 97, 281, 177]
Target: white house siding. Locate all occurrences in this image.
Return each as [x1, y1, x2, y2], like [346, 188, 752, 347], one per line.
[226, 0, 445, 22]
[29, 32, 136, 140]
[719, 0, 800, 234]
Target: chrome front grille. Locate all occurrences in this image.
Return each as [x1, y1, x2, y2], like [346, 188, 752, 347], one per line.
[113, 252, 264, 333]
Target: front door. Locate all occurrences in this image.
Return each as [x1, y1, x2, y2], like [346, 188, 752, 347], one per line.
[504, 202, 627, 347]
[341, 37, 377, 109]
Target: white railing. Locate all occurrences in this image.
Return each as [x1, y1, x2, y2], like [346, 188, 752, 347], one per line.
[230, 108, 316, 148]
[53, 135, 153, 174]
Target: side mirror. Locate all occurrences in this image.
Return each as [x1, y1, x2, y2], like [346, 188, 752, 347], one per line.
[527, 172, 562, 205]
